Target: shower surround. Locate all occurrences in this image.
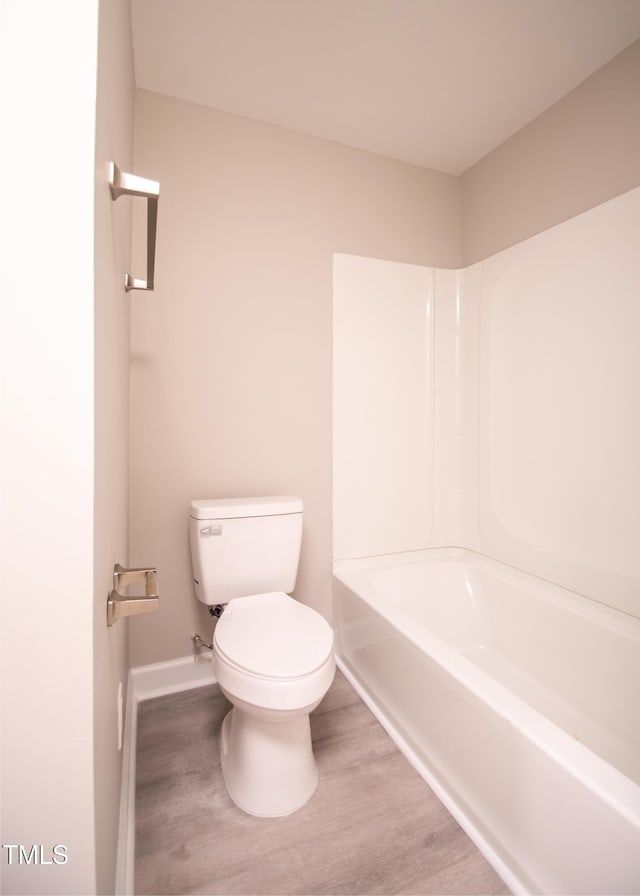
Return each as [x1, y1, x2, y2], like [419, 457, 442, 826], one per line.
[332, 186, 640, 894]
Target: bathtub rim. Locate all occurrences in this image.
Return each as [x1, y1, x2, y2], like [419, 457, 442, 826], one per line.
[334, 546, 640, 631]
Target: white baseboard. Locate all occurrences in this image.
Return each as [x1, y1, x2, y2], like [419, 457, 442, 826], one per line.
[114, 652, 216, 895]
[131, 651, 216, 702]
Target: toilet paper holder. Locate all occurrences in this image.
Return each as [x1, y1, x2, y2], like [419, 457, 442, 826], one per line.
[107, 563, 159, 626]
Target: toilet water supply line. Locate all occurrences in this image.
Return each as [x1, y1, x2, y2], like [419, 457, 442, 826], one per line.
[191, 633, 213, 650]
[191, 603, 227, 651]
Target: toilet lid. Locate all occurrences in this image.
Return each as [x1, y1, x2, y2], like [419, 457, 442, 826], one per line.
[214, 592, 333, 679]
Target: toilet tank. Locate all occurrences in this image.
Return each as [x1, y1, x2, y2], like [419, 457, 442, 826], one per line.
[189, 495, 303, 605]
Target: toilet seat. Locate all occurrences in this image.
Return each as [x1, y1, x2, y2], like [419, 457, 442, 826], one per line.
[213, 591, 335, 712]
[214, 591, 333, 678]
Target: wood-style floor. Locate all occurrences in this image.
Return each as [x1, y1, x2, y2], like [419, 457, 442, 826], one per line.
[135, 670, 510, 895]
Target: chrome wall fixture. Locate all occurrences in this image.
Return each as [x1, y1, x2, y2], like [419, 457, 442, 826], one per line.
[108, 161, 160, 291]
[107, 563, 160, 626]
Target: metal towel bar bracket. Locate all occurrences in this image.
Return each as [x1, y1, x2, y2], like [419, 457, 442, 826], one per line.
[108, 161, 160, 292]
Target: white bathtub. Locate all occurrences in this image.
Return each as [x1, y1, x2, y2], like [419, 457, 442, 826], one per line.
[332, 548, 640, 895]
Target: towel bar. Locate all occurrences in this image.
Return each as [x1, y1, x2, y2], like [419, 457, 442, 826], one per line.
[108, 162, 160, 291]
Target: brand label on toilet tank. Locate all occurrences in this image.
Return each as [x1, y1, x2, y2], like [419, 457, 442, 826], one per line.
[200, 524, 222, 537]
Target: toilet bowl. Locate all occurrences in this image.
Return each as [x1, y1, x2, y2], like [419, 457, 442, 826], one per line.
[213, 591, 335, 817]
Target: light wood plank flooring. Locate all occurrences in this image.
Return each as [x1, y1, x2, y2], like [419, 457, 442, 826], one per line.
[135, 670, 510, 895]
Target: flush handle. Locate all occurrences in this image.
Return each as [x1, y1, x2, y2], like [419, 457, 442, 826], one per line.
[107, 563, 159, 627]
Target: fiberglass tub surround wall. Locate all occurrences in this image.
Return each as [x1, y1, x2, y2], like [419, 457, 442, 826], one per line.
[333, 186, 640, 621]
[473, 186, 640, 618]
[333, 254, 435, 560]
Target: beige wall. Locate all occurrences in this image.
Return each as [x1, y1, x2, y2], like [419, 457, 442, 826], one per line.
[128, 89, 460, 666]
[93, 0, 135, 891]
[461, 39, 640, 265]
[129, 40, 640, 668]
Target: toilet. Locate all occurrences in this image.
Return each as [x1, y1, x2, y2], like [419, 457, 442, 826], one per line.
[189, 495, 335, 817]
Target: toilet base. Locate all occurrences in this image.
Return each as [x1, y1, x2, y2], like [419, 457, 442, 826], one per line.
[220, 706, 318, 817]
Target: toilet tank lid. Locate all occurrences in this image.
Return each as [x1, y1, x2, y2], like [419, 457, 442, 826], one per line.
[190, 495, 303, 520]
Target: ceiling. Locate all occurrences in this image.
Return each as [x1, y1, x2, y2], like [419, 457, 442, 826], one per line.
[131, 0, 640, 175]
